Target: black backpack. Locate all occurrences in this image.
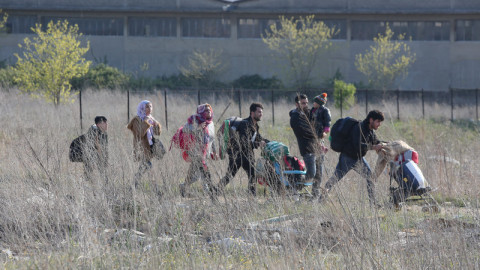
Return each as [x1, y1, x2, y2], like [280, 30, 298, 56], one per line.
[69, 134, 86, 162]
[330, 117, 360, 153]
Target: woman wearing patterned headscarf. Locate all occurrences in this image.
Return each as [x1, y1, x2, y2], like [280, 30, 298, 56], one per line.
[179, 103, 218, 199]
[127, 100, 162, 183]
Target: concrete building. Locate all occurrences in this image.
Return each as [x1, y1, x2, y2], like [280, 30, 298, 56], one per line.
[1, 0, 480, 90]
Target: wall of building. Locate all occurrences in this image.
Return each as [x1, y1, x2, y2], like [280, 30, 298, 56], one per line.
[2, 0, 480, 13]
[2, 0, 480, 90]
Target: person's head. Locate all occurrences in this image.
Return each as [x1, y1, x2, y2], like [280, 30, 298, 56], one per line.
[313, 93, 328, 108]
[295, 94, 309, 111]
[197, 103, 213, 121]
[137, 100, 153, 120]
[366, 110, 384, 130]
[250, 102, 264, 122]
[95, 116, 108, 132]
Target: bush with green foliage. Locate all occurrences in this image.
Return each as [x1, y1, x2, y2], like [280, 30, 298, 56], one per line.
[0, 66, 15, 89]
[72, 63, 129, 90]
[232, 74, 283, 89]
[333, 79, 356, 110]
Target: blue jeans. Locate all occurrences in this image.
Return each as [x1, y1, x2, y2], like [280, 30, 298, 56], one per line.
[303, 153, 316, 181]
[324, 153, 376, 203]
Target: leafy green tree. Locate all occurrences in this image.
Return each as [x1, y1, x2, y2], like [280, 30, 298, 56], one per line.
[262, 15, 337, 89]
[179, 49, 225, 88]
[333, 79, 356, 111]
[13, 20, 91, 105]
[355, 24, 416, 90]
[0, 10, 7, 30]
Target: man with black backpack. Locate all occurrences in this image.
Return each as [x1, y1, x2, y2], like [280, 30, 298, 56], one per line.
[83, 116, 109, 181]
[321, 110, 384, 206]
[217, 103, 269, 196]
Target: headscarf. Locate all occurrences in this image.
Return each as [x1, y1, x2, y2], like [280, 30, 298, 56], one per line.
[188, 103, 213, 125]
[137, 100, 154, 145]
[187, 103, 214, 148]
[137, 100, 151, 120]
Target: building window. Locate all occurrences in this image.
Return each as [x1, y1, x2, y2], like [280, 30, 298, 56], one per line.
[456, 20, 480, 41]
[352, 21, 450, 41]
[238, 18, 278, 39]
[128, 17, 176, 37]
[316, 19, 347, 40]
[41, 17, 124, 36]
[181, 18, 231, 38]
[238, 18, 347, 40]
[4, 15, 37, 34]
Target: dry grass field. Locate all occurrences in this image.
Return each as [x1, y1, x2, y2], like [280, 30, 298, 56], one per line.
[0, 89, 479, 269]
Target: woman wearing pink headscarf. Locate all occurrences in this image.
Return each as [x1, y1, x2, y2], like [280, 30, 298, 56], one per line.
[179, 103, 218, 199]
[127, 100, 162, 183]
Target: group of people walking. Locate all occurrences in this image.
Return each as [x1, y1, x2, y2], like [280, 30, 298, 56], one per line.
[78, 93, 386, 206]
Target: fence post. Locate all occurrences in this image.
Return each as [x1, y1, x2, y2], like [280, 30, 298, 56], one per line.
[340, 87, 343, 118]
[396, 89, 400, 120]
[238, 89, 242, 116]
[79, 89, 83, 132]
[475, 88, 479, 123]
[421, 88, 425, 119]
[271, 89, 275, 126]
[197, 89, 201, 105]
[127, 90, 130, 124]
[164, 89, 168, 131]
[450, 87, 454, 122]
[365, 89, 368, 115]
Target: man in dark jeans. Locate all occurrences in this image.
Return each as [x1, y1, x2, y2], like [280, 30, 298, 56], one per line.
[289, 94, 318, 192]
[217, 103, 269, 196]
[321, 110, 385, 206]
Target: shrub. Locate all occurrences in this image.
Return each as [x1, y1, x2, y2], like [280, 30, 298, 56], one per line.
[72, 63, 130, 90]
[0, 66, 15, 89]
[333, 79, 356, 110]
[232, 74, 283, 89]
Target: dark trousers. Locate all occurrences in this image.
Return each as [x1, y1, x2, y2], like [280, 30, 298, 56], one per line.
[218, 152, 256, 195]
[324, 153, 376, 203]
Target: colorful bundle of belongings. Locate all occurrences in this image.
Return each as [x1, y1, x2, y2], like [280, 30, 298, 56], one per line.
[389, 149, 430, 206]
[257, 141, 307, 192]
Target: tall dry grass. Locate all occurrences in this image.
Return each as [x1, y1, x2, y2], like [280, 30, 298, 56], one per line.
[0, 89, 479, 269]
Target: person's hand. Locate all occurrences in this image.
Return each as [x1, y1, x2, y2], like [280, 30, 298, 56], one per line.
[321, 132, 327, 139]
[259, 141, 266, 148]
[211, 153, 219, 160]
[199, 122, 207, 129]
[146, 116, 155, 125]
[373, 144, 383, 152]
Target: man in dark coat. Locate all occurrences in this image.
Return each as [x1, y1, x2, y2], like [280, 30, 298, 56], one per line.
[217, 102, 269, 196]
[289, 94, 318, 189]
[83, 116, 109, 181]
[321, 110, 384, 206]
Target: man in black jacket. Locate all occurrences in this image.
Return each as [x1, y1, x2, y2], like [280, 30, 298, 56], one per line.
[290, 94, 319, 190]
[83, 116, 109, 181]
[321, 110, 384, 205]
[217, 103, 269, 196]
